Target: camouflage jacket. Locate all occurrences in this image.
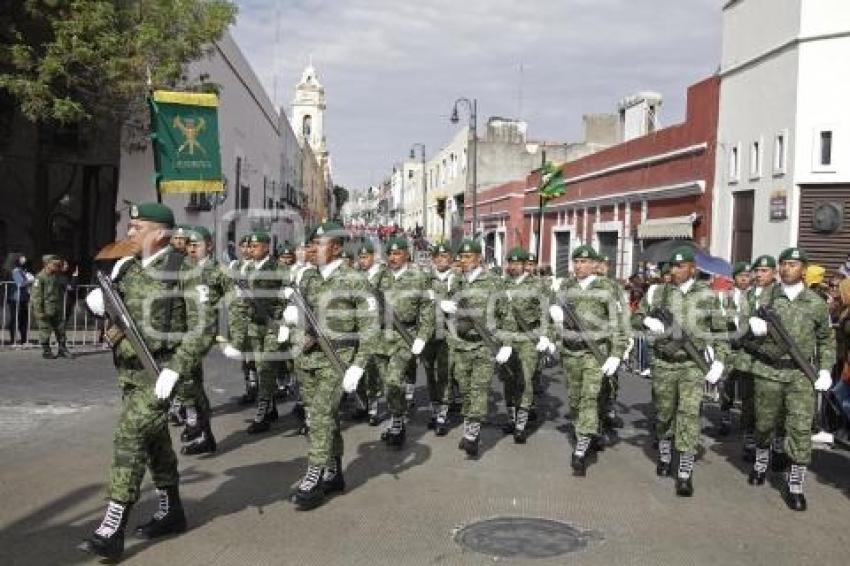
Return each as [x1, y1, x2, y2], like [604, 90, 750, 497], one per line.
[32, 271, 63, 318]
[293, 259, 379, 371]
[448, 267, 510, 351]
[632, 279, 728, 364]
[554, 275, 628, 358]
[244, 255, 284, 327]
[374, 264, 436, 351]
[502, 273, 549, 343]
[741, 283, 835, 373]
[175, 257, 232, 369]
[226, 258, 251, 348]
[430, 267, 456, 341]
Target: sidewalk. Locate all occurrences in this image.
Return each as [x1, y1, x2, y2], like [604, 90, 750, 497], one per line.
[0, 350, 847, 565]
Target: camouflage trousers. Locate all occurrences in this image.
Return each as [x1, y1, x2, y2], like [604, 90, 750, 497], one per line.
[358, 355, 384, 403]
[37, 314, 65, 346]
[752, 367, 814, 465]
[108, 382, 178, 504]
[723, 369, 756, 433]
[255, 330, 291, 400]
[297, 363, 345, 467]
[374, 344, 416, 415]
[453, 344, 494, 423]
[652, 359, 703, 454]
[174, 364, 211, 417]
[503, 340, 537, 411]
[424, 338, 450, 404]
[563, 351, 603, 437]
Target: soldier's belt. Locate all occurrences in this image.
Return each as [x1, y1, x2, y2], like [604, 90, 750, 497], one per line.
[457, 331, 483, 343]
[750, 352, 798, 370]
[304, 337, 358, 352]
[654, 351, 692, 364]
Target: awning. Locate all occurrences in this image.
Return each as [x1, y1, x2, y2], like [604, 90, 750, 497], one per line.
[637, 216, 693, 240]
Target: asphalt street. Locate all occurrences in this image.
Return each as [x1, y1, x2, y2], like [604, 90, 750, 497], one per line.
[0, 348, 848, 565]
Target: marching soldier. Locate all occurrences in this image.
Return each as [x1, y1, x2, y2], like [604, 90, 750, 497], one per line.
[439, 238, 514, 457]
[276, 221, 379, 509]
[718, 261, 755, 449]
[372, 236, 435, 447]
[169, 225, 189, 255]
[501, 247, 554, 443]
[356, 239, 387, 423]
[32, 254, 72, 359]
[597, 253, 627, 430]
[174, 225, 231, 455]
[632, 246, 727, 496]
[424, 241, 456, 435]
[274, 241, 298, 398]
[223, 234, 258, 404]
[79, 203, 194, 560]
[549, 246, 626, 475]
[742, 248, 834, 511]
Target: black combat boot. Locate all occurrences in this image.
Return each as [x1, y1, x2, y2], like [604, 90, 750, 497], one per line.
[368, 399, 381, 427]
[656, 439, 672, 477]
[742, 433, 756, 462]
[748, 446, 769, 485]
[247, 398, 277, 434]
[459, 420, 480, 457]
[56, 341, 72, 358]
[434, 405, 449, 437]
[675, 453, 695, 497]
[571, 435, 591, 476]
[770, 440, 789, 472]
[513, 408, 529, 444]
[783, 464, 807, 511]
[180, 407, 201, 443]
[292, 402, 309, 435]
[135, 486, 187, 538]
[78, 500, 131, 561]
[321, 456, 345, 495]
[384, 415, 406, 447]
[41, 344, 54, 359]
[501, 406, 516, 434]
[181, 421, 217, 455]
[292, 465, 325, 510]
[405, 382, 416, 410]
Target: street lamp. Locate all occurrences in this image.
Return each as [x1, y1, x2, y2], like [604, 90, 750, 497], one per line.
[410, 143, 426, 241]
[450, 97, 478, 238]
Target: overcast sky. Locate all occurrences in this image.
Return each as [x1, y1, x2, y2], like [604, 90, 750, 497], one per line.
[231, 0, 721, 191]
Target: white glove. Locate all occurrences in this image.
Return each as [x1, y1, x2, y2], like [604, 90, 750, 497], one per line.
[411, 338, 426, 355]
[643, 316, 665, 334]
[283, 286, 294, 299]
[85, 288, 105, 317]
[748, 317, 768, 337]
[439, 300, 457, 314]
[155, 368, 180, 400]
[277, 325, 290, 344]
[536, 336, 552, 353]
[704, 345, 715, 364]
[601, 356, 621, 377]
[221, 344, 243, 360]
[495, 346, 513, 364]
[283, 304, 299, 325]
[814, 370, 832, 392]
[342, 365, 365, 393]
[549, 305, 564, 324]
[704, 361, 724, 385]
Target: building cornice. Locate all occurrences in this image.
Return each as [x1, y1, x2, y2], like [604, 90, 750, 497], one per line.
[522, 180, 705, 212]
[720, 30, 850, 78]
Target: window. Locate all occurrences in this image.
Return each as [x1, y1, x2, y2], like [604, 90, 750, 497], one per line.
[773, 131, 787, 175]
[750, 138, 762, 179]
[728, 144, 740, 182]
[408, 169, 414, 179]
[820, 131, 833, 166]
[302, 115, 312, 139]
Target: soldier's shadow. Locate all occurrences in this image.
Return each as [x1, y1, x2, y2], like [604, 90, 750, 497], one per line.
[342, 419, 432, 492]
[809, 445, 850, 499]
[210, 403, 305, 458]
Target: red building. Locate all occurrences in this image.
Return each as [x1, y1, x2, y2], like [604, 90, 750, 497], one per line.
[471, 76, 720, 278]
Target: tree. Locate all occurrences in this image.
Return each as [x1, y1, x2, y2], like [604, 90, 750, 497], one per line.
[332, 185, 349, 219]
[0, 0, 237, 124]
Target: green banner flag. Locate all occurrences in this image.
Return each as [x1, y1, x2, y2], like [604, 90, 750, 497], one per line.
[149, 90, 224, 193]
[537, 161, 566, 201]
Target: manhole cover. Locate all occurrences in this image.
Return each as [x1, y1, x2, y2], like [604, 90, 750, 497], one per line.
[454, 517, 602, 559]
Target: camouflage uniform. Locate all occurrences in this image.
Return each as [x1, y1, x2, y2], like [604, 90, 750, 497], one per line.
[721, 283, 757, 446]
[227, 255, 257, 401]
[425, 266, 455, 429]
[32, 267, 66, 355]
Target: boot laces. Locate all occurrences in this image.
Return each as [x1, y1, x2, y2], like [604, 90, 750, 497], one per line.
[658, 439, 672, 464]
[95, 501, 125, 538]
[575, 435, 591, 457]
[300, 465, 323, 491]
[465, 421, 481, 441]
[185, 407, 198, 428]
[436, 404, 449, 423]
[754, 447, 769, 473]
[254, 398, 270, 422]
[323, 459, 339, 481]
[788, 464, 806, 495]
[389, 415, 404, 434]
[153, 489, 170, 520]
[678, 453, 695, 479]
[515, 408, 528, 431]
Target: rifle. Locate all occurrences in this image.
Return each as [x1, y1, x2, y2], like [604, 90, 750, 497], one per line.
[286, 285, 347, 379]
[557, 298, 636, 380]
[456, 295, 502, 357]
[368, 280, 433, 372]
[96, 270, 161, 379]
[231, 275, 275, 323]
[648, 306, 710, 373]
[757, 304, 842, 414]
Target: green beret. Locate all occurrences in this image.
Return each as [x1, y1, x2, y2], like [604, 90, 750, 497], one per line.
[752, 255, 776, 269]
[129, 202, 175, 228]
[188, 225, 212, 242]
[357, 240, 375, 255]
[507, 247, 528, 262]
[572, 245, 598, 260]
[42, 254, 60, 263]
[527, 253, 537, 262]
[778, 247, 808, 263]
[172, 224, 190, 238]
[239, 234, 251, 245]
[598, 254, 610, 263]
[385, 237, 409, 252]
[308, 221, 347, 242]
[277, 241, 295, 256]
[249, 231, 271, 244]
[431, 241, 452, 255]
[732, 261, 751, 276]
[459, 238, 481, 254]
[669, 246, 695, 264]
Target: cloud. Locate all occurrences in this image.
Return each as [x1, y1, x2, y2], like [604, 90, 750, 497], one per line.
[231, 0, 721, 189]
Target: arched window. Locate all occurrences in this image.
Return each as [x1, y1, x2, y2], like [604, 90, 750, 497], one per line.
[302, 115, 312, 138]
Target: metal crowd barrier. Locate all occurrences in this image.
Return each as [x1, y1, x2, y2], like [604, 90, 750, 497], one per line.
[1, 281, 106, 351]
